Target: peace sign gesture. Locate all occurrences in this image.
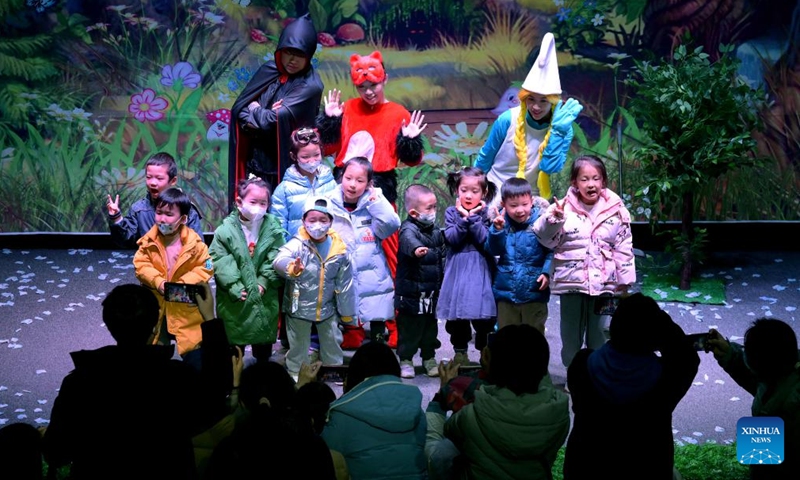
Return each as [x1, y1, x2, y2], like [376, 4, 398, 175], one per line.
[401, 110, 427, 138]
[550, 195, 566, 221]
[324, 89, 343, 117]
[492, 207, 505, 230]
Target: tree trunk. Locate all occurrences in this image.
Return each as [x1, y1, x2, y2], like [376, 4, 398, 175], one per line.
[679, 190, 694, 290]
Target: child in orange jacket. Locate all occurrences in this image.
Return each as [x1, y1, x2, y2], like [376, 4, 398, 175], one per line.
[134, 187, 213, 364]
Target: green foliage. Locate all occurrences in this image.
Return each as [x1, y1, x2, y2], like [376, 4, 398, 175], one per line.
[369, 0, 485, 45]
[673, 443, 749, 480]
[309, 0, 366, 33]
[660, 227, 710, 274]
[625, 44, 766, 217]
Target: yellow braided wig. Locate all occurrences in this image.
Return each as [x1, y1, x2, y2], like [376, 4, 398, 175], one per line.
[514, 90, 561, 198]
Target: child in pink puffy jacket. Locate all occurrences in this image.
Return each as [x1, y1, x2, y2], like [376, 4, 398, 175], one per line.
[533, 155, 636, 367]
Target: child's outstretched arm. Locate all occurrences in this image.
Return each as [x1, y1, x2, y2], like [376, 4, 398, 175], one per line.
[273, 240, 305, 280]
[485, 209, 507, 256]
[533, 196, 567, 250]
[317, 89, 344, 156]
[612, 207, 636, 291]
[107, 195, 140, 249]
[208, 232, 246, 301]
[365, 189, 401, 240]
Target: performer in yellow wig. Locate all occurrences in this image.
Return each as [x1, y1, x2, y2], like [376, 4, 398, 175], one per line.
[476, 32, 583, 203]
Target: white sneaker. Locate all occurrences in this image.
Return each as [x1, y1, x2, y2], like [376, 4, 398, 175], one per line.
[423, 358, 439, 377]
[400, 360, 415, 379]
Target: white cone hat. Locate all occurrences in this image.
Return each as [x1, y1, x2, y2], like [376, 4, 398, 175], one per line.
[521, 32, 561, 95]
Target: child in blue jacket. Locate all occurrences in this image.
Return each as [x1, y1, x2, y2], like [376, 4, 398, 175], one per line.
[486, 177, 553, 333]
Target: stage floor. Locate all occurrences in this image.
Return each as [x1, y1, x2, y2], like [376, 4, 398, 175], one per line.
[1, 248, 798, 446]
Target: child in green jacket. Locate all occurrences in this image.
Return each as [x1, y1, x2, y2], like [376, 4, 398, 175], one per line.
[209, 176, 286, 359]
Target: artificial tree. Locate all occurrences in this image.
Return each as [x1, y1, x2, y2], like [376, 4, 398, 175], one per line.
[625, 44, 765, 289]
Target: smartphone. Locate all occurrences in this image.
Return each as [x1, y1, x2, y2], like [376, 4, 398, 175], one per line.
[318, 365, 348, 384]
[687, 333, 710, 351]
[594, 296, 620, 316]
[486, 331, 497, 348]
[164, 282, 205, 304]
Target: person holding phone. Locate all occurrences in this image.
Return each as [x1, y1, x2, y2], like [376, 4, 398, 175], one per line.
[705, 319, 800, 480]
[134, 187, 214, 366]
[563, 293, 699, 480]
[533, 155, 635, 368]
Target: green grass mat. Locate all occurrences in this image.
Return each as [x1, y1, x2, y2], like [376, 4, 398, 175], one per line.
[640, 274, 727, 305]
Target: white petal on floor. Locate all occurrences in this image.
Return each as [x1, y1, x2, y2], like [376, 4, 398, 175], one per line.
[87, 266, 94, 272]
[786, 307, 797, 312]
[34, 408, 42, 413]
[109, 278, 121, 284]
[675, 440, 685, 447]
[730, 336, 743, 341]
[693, 432, 703, 437]
[17, 414, 27, 419]
[686, 292, 701, 298]
[14, 409, 24, 413]
[773, 285, 787, 291]
[752, 274, 761, 278]
[775, 259, 783, 263]
[715, 379, 725, 385]
[0, 386, 7, 391]
[730, 397, 741, 401]
[715, 426, 726, 433]
[704, 374, 709, 381]
[37, 399, 47, 404]
[759, 296, 778, 304]
[692, 382, 704, 386]
[73, 268, 81, 273]
[21, 319, 32, 325]
[742, 282, 749, 286]
[714, 313, 722, 319]
[681, 436, 698, 445]
[35, 256, 46, 260]
[42, 311, 51, 315]
[34, 418, 49, 424]
[789, 278, 797, 282]
[98, 273, 108, 280]
[672, 428, 679, 434]
[35, 369, 46, 375]
[64, 307, 74, 312]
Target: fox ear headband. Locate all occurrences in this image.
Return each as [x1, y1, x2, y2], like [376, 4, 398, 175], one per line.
[350, 51, 386, 86]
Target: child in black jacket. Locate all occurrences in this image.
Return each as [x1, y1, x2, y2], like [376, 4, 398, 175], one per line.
[396, 184, 446, 378]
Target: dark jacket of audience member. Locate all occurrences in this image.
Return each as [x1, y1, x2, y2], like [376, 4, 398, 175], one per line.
[0, 422, 43, 480]
[712, 318, 800, 480]
[322, 342, 428, 479]
[564, 293, 700, 480]
[43, 284, 223, 480]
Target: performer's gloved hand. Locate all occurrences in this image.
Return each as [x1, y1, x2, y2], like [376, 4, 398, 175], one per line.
[551, 98, 583, 134]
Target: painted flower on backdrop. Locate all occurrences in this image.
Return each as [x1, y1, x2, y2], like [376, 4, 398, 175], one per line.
[27, 0, 56, 13]
[235, 67, 253, 83]
[592, 14, 604, 26]
[228, 80, 240, 92]
[556, 7, 572, 22]
[251, 29, 268, 43]
[191, 9, 225, 26]
[128, 88, 168, 122]
[263, 52, 275, 63]
[161, 62, 202, 90]
[432, 122, 489, 157]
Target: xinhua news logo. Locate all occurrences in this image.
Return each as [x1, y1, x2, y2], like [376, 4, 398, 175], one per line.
[736, 417, 784, 465]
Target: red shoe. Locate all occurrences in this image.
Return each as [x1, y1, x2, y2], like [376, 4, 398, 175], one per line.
[341, 325, 366, 350]
[386, 319, 398, 349]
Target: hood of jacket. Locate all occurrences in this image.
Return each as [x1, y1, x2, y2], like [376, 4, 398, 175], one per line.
[328, 375, 423, 433]
[586, 342, 662, 404]
[471, 383, 569, 459]
[276, 13, 318, 61]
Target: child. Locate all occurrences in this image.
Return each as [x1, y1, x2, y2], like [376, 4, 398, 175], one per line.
[327, 157, 401, 346]
[486, 177, 553, 334]
[533, 155, 636, 367]
[475, 33, 582, 206]
[107, 152, 204, 248]
[437, 167, 498, 366]
[133, 187, 213, 366]
[396, 184, 446, 378]
[270, 127, 337, 241]
[209, 176, 286, 361]
[272, 196, 357, 378]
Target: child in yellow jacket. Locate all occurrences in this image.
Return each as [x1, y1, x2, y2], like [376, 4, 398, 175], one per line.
[134, 187, 213, 363]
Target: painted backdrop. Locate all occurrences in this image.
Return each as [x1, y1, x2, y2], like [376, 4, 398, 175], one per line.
[1, 0, 798, 233]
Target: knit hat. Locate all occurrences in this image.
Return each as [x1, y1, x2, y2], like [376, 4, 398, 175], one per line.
[350, 51, 386, 85]
[521, 33, 561, 95]
[303, 196, 333, 219]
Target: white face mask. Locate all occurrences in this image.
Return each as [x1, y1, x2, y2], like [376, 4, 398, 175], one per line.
[417, 212, 436, 225]
[239, 204, 266, 222]
[297, 160, 321, 174]
[305, 222, 330, 240]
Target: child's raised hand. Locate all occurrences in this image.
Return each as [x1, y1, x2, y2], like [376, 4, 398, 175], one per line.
[401, 110, 427, 138]
[258, 285, 265, 295]
[106, 194, 121, 216]
[271, 99, 283, 111]
[550, 195, 566, 220]
[455, 198, 470, 218]
[470, 201, 486, 215]
[240, 289, 248, 301]
[288, 257, 305, 276]
[492, 208, 505, 229]
[414, 246, 429, 258]
[367, 186, 377, 202]
[324, 89, 343, 117]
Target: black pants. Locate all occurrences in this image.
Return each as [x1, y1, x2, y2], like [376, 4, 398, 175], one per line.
[370, 321, 385, 342]
[445, 319, 496, 352]
[397, 313, 441, 361]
